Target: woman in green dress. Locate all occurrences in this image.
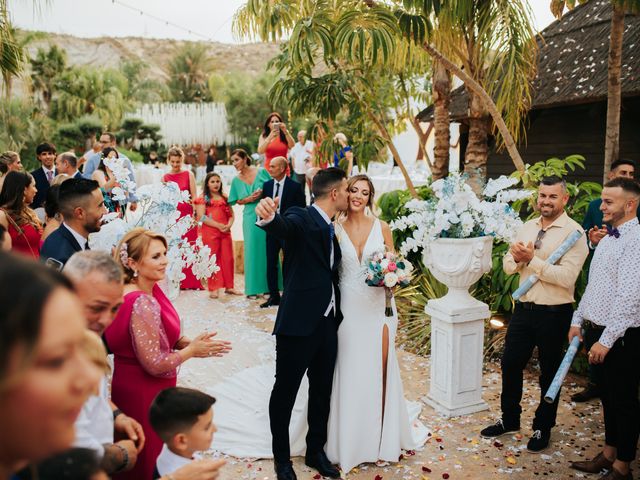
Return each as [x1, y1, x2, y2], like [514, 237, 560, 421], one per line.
[228, 149, 280, 298]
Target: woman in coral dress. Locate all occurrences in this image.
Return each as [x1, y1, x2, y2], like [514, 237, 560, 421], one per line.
[195, 172, 240, 299]
[162, 146, 202, 290]
[257, 112, 294, 173]
[0, 171, 43, 258]
[106, 228, 231, 480]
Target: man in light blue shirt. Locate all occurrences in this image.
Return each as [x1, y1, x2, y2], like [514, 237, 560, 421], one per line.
[84, 131, 138, 210]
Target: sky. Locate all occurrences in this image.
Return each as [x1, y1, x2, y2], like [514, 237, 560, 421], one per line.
[8, 0, 559, 44]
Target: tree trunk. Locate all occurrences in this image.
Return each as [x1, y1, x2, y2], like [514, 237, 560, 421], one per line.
[411, 118, 432, 167]
[432, 60, 451, 180]
[464, 90, 490, 193]
[421, 42, 526, 174]
[603, 4, 625, 183]
[348, 85, 418, 197]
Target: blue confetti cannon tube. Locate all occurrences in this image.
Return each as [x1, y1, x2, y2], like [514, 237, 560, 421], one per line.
[512, 229, 583, 301]
[544, 335, 581, 403]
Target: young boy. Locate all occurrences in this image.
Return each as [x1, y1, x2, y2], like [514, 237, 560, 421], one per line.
[149, 387, 218, 479]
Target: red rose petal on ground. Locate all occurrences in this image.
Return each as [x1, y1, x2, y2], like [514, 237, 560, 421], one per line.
[375, 475, 383, 480]
[493, 440, 503, 448]
[422, 466, 432, 472]
[313, 475, 321, 480]
[442, 474, 450, 479]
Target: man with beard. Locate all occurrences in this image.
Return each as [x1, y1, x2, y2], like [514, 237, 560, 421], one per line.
[480, 176, 589, 453]
[569, 178, 640, 480]
[41, 178, 107, 266]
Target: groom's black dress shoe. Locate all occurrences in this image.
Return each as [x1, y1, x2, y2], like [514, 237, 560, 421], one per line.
[260, 296, 280, 308]
[305, 451, 341, 479]
[274, 461, 297, 480]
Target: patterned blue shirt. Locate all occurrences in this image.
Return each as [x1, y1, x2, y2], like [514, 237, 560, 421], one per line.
[572, 217, 640, 348]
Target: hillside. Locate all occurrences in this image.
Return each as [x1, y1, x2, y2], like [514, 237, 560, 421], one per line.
[12, 30, 280, 95]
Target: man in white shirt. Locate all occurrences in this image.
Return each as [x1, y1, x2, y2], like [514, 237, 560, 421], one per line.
[84, 131, 138, 211]
[289, 130, 314, 194]
[65, 251, 144, 475]
[569, 178, 640, 480]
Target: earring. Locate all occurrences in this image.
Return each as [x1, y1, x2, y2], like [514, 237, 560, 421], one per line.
[133, 270, 138, 278]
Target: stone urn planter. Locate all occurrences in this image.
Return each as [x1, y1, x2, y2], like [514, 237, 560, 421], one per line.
[422, 236, 493, 417]
[422, 236, 493, 315]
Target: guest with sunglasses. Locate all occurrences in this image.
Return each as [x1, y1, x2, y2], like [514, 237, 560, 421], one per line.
[480, 176, 588, 453]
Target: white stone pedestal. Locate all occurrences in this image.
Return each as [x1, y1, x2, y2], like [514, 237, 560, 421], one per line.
[424, 298, 490, 417]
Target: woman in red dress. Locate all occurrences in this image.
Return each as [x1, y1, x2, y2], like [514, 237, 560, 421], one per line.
[0, 171, 43, 258]
[162, 146, 202, 290]
[257, 112, 295, 173]
[194, 172, 240, 299]
[105, 228, 231, 480]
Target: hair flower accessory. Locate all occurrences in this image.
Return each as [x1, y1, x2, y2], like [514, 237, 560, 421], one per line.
[119, 242, 129, 266]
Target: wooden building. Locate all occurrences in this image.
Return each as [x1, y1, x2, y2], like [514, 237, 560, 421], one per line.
[417, 0, 640, 183]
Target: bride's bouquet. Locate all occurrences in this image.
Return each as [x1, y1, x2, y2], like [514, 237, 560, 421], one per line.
[365, 251, 413, 317]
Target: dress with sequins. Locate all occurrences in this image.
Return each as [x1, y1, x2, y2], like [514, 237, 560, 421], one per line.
[105, 284, 182, 480]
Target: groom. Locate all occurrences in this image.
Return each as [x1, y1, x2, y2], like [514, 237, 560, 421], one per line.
[256, 168, 349, 480]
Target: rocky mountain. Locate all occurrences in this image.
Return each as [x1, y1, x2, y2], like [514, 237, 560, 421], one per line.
[12, 30, 280, 95]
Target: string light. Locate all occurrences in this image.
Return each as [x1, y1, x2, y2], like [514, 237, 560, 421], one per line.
[110, 0, 219, 42]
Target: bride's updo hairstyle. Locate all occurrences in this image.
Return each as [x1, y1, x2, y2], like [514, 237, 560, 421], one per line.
[346, 174, 376, 209]
[114, 227, 168, 283]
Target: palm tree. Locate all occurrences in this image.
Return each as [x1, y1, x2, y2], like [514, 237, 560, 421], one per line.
[30, 44, 67, 112]
[397, 0, 537, 191]
[551, 0, 640, 182]
[167, 43, 213, 103]
[50, 66, 130, 129]
[0, 2, 24, 94]
[235, 0, 430, 196]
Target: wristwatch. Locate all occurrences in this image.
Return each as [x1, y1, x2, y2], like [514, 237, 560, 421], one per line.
[112, 408, 124, 420]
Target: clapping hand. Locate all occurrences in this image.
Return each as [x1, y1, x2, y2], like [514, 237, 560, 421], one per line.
[114, 413, 146, 452]
[256, 197, 279, 220]
[510, 241, 534, 264]
[588, 225, 607, 246]
[189, 332, 232, 358]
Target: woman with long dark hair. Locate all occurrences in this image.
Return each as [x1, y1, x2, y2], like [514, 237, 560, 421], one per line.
[257, 112, 295, 173]
[227, 148, 272, 298]
[0, 252, 100, 480]
[0, 171, 43, 258]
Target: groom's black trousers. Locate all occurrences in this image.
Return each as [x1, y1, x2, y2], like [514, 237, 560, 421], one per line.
[270, 312, 338, 463]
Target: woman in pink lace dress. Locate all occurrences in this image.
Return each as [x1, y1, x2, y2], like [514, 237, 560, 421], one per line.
[105, 228, 231, 480]
[162, 146, 202, 290]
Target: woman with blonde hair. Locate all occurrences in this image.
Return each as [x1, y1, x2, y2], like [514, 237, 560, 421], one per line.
[104, 228, 231, 480]
[0, 151, 23, 192]
[162, 146, 202, 290]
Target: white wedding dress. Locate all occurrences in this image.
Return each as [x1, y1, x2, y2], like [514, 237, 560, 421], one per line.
[203, 219, 427, 472]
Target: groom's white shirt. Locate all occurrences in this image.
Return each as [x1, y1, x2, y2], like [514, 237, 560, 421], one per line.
[256, 204, 336, 317]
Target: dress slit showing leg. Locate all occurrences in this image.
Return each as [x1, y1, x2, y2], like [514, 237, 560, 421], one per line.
[378, 322, 391, 457]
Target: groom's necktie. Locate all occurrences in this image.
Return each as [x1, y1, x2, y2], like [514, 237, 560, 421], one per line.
[328, 223, 335, 267]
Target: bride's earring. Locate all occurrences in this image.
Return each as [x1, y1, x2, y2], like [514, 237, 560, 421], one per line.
[133, 270, 138, 278]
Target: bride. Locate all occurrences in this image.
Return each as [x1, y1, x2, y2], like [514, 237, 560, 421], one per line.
[327, 174, 427, 472]
[206, 174, 427, 473]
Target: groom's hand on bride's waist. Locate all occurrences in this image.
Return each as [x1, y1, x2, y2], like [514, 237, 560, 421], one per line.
[255, 197, 279, 225]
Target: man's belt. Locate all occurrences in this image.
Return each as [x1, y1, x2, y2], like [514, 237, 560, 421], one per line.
[583, 319, 605, 331]
[516, 302, 573, 312]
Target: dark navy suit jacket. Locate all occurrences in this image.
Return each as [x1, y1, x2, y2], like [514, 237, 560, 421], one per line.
[260, 206, 342, 336]
[40, 224, 84, 266]
[30, 167, 56, 209]
[260, 176, 306, 213]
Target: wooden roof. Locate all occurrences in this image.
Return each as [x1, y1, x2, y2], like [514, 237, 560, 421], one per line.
[417, 0, 640, 122]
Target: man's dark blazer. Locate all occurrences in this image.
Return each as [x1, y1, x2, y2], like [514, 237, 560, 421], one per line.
[260, 176, 306, 212]
[260, 206, 342, 336]
[40, 224, 84, 266]
[30, 167, 56, 209]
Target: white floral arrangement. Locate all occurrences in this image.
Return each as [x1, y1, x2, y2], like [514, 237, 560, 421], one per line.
[103, 156, 138, 203]
[89, 170, 219, 286]
[391, 173, 532, 256]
